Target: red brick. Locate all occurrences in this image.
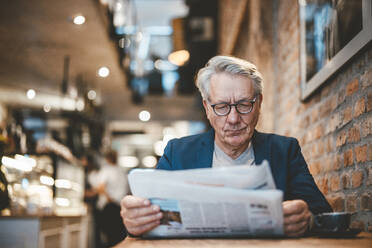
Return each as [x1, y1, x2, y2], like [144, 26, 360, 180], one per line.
[351, 170, 364, 188]
[361, 193, 372, 210]
[309, 161, 320, 176]
[299, 115, 310, 129]
[336, 131, 347, 147]
[341, 173, 350, 189]
[328, 195, 344, 212]
[338, 90, 346, 105]
[311, 108, 319, 123]
[346, 194, 357, 212]
[342, 106, 352, 126]
[368, 168, 372, 186]
[319, 177, 328, 195]
[355, 145, 367, 163]
[326, 114, 340, 134]
[314, 124, 324, 140]
[311, 143, 318, 158]
[343, 149, 353, 167]
[368, 92, 372, 112]
[347, 125, 360, 143]
[323, 155, 336, 172]
[334, 154, 342, 170]
[330, 174, 340, 192]
[330, 95, 338, 111]
[361, 117, 372, 137]
[361, 67, 372, 89]
[317, 141, 325, 157]
[353, 98, 365, 118]
[369, 145, 372, 161]
[327, 136, 335, 153]
[319, 100, 332, 118]
[346, 78, 359, 96]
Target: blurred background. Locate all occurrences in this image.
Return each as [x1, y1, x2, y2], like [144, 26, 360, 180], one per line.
[0, 0, 371, 247]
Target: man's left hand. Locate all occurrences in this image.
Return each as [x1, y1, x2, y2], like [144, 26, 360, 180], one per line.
[283, 200, 312, 237]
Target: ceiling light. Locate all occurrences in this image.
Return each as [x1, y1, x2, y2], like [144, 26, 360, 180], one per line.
[43, 104, 51, 112]
[98, 66, 110, 77]
[168, 50, 190, 66]
[139, 110, 151, 122]
[73, 15, 86, 25]
[87, 90, 97, 100]
[26, 89, 36, 99]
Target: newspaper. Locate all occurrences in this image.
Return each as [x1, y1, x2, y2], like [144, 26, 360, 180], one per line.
[128, 160, 284, 238]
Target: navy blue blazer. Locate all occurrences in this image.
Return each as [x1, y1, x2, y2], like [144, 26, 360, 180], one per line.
[157, 129, 332, 214]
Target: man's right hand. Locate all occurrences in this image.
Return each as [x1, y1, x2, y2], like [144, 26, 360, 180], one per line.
[120, 195, 163, 236]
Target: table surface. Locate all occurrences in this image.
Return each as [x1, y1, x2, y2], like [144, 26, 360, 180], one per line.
[114, 232, 372, 248]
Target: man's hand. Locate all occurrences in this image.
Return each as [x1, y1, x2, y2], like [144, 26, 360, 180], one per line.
[283, 200, 312, 237]
[120, 195, 163, 236]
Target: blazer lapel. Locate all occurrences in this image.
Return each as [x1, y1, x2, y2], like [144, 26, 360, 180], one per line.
[195, 129, 214, 168]
[252, 130, 268, 165]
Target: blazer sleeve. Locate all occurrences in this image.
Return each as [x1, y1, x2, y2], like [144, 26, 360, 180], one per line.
[286, 138, 333, 214]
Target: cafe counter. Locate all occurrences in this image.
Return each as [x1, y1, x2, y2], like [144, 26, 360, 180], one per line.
[0, 215, 88, 248]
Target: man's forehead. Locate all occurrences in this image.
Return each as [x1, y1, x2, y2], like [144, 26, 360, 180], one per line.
[209, 73, 255, 98]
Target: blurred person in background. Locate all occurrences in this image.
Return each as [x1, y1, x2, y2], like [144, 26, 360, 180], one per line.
[81, 153, 101, 248]
[95, 150, 128, 247]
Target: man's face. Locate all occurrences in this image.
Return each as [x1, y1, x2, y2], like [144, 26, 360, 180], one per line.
[203, 73, 262, 150]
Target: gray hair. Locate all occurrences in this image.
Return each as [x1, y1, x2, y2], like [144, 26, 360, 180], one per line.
[195, 55, 263, 101]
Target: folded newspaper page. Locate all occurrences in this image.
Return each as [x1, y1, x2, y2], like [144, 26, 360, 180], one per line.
[128, 160, 284, 238]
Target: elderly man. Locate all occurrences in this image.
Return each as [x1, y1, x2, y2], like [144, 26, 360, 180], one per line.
[121, 56, 332, 237]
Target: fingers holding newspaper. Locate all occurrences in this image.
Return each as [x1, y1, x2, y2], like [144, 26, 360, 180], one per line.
[283, 200, 312, 237]
[120, 195, 163, 236]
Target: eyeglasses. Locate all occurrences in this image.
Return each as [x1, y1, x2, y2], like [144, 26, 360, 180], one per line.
[210, 97, 257, 116]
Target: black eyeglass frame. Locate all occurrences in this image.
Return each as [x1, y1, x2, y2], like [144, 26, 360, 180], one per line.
[210, 96, 257, 116]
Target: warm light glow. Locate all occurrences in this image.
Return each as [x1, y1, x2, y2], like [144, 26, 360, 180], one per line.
[168, 50, 190, 66]
[98, 66, 110, 77]
[26, 89, 36, 99]
[55, 179, 72, 189]
[62, 97, 76, 111]
[142, 156, 157, 168]
[139, 110, 151, 122]
[73, 15, 86, 25]
[119, 156, 139, 168]
[76, 98, 85, 111]
[40, 175, 54, 186]
[87, 90, 97, 100]
[55, 197, 70, 207]
[43, 104, 51, 112]
[2, 156, 33, 172]
[15, 154, 36, 167]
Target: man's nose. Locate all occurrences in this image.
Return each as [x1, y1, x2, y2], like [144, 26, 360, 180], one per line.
[226, 106, 240, 123]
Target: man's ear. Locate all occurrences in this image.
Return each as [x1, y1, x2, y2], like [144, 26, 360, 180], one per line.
[257, 94, 263, 108]
[202, 99, 208, 111]
[202, 99, 211, 119]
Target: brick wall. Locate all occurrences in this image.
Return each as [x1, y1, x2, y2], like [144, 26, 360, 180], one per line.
[219, 0, 372, 231]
